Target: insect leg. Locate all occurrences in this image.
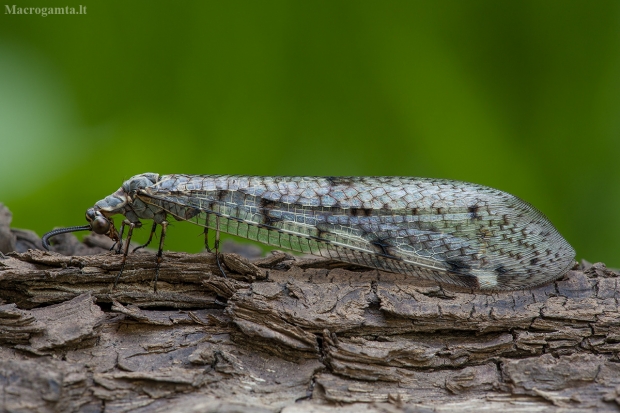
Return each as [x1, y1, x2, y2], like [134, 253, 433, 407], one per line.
[203, 227, 211, 252]
[153, 220, 168, 293]
[202, 212, 212, 252]
[113, 220, 128, 253]
[133, 222, 158, 252]
[114, 220, 135, 288]
[214, 215, 226, 278]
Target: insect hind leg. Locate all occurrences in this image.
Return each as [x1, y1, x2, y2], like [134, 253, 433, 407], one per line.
[152, 220, 168, 292]
[203, 227, 212, 252]
[203, 214, 227, 278]
[214, 216, 226, 278]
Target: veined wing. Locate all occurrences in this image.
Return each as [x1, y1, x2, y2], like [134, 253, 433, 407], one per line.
[136, 175, 575, 290]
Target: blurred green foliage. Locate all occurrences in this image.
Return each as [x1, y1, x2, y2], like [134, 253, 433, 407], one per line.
[1, 0, 619, 266]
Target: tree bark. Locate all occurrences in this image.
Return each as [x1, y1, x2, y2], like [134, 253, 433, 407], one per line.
[1, 204, 619, 412]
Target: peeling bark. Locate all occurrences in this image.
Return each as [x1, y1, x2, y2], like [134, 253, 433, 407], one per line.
[1, 203, 620, 412]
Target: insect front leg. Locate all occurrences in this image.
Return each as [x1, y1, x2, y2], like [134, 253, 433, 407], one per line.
[114, 220, 140, 288]
[111, 220, 127, 253]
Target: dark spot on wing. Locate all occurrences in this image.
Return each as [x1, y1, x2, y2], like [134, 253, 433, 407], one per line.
[530, 258, 539, 266]
[184, 207, 201, 220]
[453, 273, 480, 289]
[325, 176, 354, 186]
[259, 199, 281, 226]
[495, 265, 510, 275]
[350, 208, 373, 217]
[446, 259, 472, 272]
[468, 205, 480, 220]
[262, 214, 283, 226]
[217, 190, 229, 201]
[260, 199, 277, 209]
[317, 229, 331, 241]
[371, 240, 391, 256]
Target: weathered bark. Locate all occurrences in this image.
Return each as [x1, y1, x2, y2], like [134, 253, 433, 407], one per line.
[1, 203, 619, 412]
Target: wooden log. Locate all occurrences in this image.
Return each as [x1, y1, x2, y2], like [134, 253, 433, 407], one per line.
[1, 205, 619, 412]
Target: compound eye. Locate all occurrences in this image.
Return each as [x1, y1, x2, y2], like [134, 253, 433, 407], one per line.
[85, 209, 97, 222]
[91, 216, 110, 234]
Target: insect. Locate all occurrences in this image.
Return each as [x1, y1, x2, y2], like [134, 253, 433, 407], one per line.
[42, 173, 575, 291]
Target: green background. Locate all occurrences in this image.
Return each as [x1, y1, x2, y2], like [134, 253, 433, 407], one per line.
[1, 1, 618, 267]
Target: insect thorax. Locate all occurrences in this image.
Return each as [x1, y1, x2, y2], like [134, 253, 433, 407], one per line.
[93, 173, 166, 224]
